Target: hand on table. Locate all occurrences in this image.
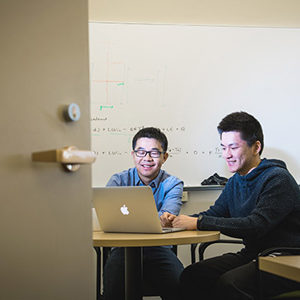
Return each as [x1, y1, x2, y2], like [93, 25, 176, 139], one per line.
[160, 212, 177, 227]
[172, 215, 198, 230]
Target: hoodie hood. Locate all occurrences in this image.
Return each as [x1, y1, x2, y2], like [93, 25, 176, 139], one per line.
[240, 158, 287, 181]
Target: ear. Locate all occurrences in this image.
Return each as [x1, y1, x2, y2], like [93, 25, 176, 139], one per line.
[253, 141, 261, 155]
[162, 152, 169, 163]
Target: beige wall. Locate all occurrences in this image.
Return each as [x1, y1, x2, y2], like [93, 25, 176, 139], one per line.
[89, 0, 300, 27]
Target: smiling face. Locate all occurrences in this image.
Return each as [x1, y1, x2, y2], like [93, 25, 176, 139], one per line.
[131, 137, 168, 185]
[221, 131, 261, 175]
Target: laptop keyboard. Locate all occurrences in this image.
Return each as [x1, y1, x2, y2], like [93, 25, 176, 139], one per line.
[162, 227, 185, 233]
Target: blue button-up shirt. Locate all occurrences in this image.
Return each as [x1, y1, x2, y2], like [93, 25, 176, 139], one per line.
[106, 168, 183, 216]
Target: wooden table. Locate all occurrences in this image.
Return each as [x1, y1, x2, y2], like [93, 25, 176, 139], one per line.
[93, 230, 220, 300]
[259, 255, 300, 283]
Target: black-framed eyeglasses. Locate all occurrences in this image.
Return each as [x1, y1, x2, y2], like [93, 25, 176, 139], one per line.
[134, 149, 165, 158]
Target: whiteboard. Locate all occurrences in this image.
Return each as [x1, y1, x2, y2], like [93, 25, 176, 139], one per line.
[89, 22, 300, 187]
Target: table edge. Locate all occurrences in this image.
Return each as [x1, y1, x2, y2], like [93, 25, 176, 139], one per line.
[259, 256, 300, 283]
[93, 230, 220, 247]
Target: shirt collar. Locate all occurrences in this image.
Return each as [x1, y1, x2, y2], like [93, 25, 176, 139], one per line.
[134, 168, 163, 188]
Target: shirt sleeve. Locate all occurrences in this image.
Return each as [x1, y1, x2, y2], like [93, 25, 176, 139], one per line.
[158, 179, 183, 216]
[197, 171, 299, 239]
[106, 173, 122, 186]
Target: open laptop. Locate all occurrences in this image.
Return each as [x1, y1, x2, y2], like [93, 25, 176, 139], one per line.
[93, 186, 185, 234]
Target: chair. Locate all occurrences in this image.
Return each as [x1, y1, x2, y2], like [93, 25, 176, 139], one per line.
[94, 245, 178, 299]
[191, 241, 300, 300]
[257, 247, 300, 300]
[94, 246, 111, 300]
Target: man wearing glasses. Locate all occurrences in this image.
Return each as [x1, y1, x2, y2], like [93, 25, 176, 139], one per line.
[103, 127, 184, 300]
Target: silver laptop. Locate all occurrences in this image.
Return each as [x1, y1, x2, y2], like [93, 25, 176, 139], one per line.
[93, 186, 185, 234]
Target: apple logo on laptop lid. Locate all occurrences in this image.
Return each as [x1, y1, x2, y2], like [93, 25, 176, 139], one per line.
[120, 204, 129, 215]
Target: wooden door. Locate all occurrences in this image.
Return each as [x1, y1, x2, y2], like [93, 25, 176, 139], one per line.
[0, 1, 94, 299]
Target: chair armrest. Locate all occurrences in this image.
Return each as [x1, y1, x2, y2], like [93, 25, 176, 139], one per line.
[259, 247, 300, 257]
[190, 239, 243, 263]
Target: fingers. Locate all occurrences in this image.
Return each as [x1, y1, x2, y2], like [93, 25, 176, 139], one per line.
[171, 216, 181, 228]
[166, 213, 176, 222]
[160, 212, 176, 227]
[172, 215, 198, 230]
[160, 212, 170, 227]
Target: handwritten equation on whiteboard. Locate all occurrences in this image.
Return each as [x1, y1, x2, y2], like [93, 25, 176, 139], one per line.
[91, 119, 223, 159]
[92, 146, 223, 158]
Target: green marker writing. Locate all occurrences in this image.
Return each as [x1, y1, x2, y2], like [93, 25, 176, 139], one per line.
[99, 105, 114, 111]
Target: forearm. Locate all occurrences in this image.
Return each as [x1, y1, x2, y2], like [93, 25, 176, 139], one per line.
[198, 196, 295, 239]
[159, 182, 183, 216]
[197, 214, 258, 239]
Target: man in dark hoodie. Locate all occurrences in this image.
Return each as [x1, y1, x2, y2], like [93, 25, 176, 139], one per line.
[161, 111, 300, 299]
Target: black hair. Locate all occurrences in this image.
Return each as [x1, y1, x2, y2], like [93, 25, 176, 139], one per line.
[217, 111, 264, 155]
[132, 127, 168, 152]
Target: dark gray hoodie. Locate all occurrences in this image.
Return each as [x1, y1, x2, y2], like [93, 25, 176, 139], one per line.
[195, 158, 300, 257]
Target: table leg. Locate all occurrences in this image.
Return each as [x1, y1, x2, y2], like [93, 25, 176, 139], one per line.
[125, 247, 143, 300]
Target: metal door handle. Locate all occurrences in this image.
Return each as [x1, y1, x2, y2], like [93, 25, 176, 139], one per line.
[32, 146, 96, 172]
